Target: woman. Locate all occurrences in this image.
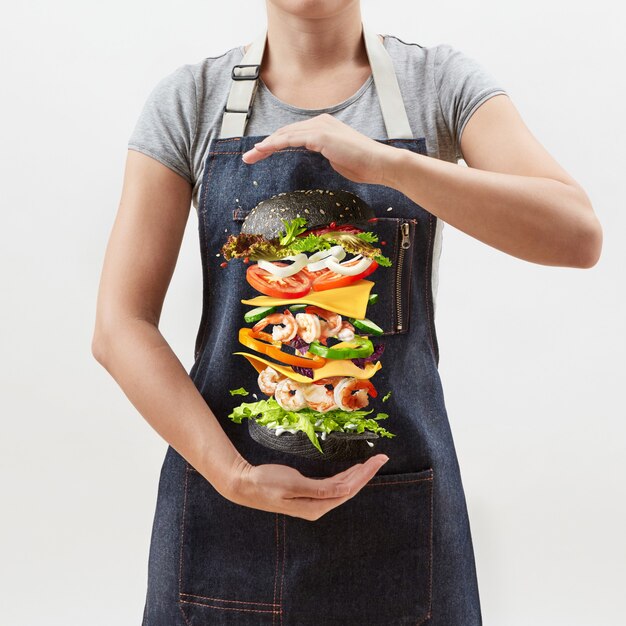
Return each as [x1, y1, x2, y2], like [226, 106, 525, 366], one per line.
[92, 1, 602, 624]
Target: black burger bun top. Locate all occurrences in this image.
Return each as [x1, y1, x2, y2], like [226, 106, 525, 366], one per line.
[241, 189, 374, 238]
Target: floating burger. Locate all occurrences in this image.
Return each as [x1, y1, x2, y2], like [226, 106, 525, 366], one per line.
[221, 189, 394, 461]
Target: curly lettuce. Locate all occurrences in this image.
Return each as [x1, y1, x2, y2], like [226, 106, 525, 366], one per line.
[228, 397, 394, 454]
[221, 227, 391, 266]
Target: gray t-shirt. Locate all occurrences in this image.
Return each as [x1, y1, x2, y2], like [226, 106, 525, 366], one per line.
[127, 34, 507, 313]
[128, 34, 507, 209]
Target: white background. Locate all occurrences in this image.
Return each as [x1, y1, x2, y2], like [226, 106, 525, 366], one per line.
[1, 1, 624, 624]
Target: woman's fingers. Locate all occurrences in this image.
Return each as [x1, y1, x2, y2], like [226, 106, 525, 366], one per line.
[326, 454, 389, 483]
[327, 461, 373, 481]
[284, 456, 389, 521]
[242, 129, 319, 164]
[286, 495, 353, 521]
[284, 454, 389, 500]
[283, 454, 389, 521]
[240, 113, 392, 185]
[242, 115, 339, 163]
[230, 455, 390, 521]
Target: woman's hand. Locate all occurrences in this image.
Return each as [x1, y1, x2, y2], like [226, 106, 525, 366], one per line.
[242, 113, 397, 185]
[223, 454, 389, 521]
[242, 98, 601, 267]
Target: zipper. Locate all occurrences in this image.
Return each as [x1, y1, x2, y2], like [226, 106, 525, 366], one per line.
[394, 221, 411, 331]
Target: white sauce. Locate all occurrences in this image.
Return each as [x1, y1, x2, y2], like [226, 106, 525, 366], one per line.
[274, 427, 298, 436]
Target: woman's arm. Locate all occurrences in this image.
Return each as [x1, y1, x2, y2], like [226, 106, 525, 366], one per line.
[91, 150, 388, 521]
[242, 95, 602, 268]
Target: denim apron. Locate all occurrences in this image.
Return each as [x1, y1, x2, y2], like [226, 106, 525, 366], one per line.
[142, 27, 482, 626]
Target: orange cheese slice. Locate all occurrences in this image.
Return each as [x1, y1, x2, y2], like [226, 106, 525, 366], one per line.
[241, 279, 374, 319]
[234, 351, 382, 383]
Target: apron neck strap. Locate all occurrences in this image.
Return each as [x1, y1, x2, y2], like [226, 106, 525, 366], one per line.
[362, 28, 413, 139]
[219, 24, 413, 140]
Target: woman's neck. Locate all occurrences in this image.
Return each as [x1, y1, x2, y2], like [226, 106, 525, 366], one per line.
[263, 0, 366, 74]
[244, 1, 379, 109]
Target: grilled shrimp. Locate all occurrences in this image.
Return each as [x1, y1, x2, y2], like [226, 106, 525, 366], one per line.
[295, 313, 322, 343]
[333, 377, 377, 411]
[302, 377, 343, 413]
[337, 321, 355, 342]
[274, 378, 308, 411]
[258, 366, 285, 396]
[305, 306, 342, 341]
[252, 310, 298, 342]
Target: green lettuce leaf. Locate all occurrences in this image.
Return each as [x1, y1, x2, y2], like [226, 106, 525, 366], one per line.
[220, 218, 392, 266]
[356, 231, 379, 243]
[286, 233, 333, 254]
[229, 387, 249, 396]
[227, 397, 395, 454]
[279, 217, 308, 246]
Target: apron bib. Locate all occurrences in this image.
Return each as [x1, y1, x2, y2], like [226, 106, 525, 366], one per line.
[142, 26, 482, 626]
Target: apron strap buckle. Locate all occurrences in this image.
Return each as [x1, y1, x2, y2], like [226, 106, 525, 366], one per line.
[231, 64, 261, 81]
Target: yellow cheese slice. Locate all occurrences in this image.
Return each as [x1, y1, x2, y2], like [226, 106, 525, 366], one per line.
[241, 279, 374, 319]
[234, 351, 382, 383]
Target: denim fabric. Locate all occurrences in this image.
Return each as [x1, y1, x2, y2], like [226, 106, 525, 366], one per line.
[141, 135, 482, 625]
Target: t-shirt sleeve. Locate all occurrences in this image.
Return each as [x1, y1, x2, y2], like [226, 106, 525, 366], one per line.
[127, 65, 197, 184]
[433, 44, 508, 160]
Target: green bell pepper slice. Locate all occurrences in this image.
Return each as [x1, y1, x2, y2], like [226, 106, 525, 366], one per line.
[307, 336, 374, 360]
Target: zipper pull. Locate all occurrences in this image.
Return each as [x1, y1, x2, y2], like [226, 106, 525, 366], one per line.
[400, 222, 411, 249]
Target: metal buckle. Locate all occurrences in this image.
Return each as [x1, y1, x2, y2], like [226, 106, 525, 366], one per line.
[231, 64, 260, 81]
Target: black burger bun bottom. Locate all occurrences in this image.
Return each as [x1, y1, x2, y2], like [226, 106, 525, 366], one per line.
[241, 189, 375, 239]
[248, 419, 380, 462]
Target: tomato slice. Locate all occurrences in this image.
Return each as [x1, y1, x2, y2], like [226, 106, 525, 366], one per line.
[238, 328, 326, 369]
[311, 258, 379, 291]
[246, 263, 312, 298]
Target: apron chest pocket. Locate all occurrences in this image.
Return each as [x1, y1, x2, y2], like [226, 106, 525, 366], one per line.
[282, 467, 434, 625]
[366, 216, 417, 335]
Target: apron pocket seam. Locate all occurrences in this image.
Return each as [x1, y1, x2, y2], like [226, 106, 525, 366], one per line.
[178, 463, 282, 619]
[281, 468, 434, 624]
